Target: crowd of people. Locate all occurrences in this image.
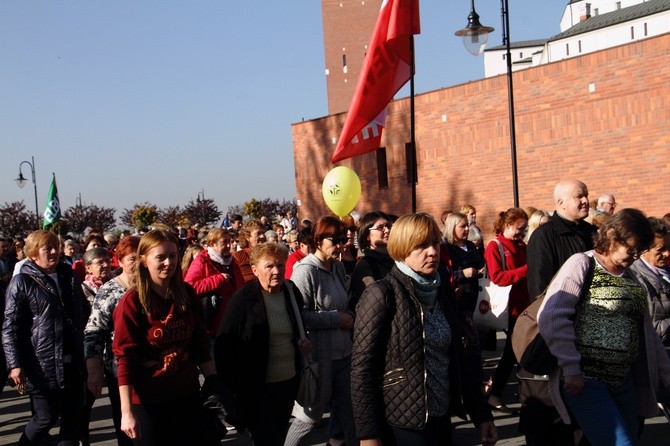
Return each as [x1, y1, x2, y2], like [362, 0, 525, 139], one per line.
[1, 179, 670, 446]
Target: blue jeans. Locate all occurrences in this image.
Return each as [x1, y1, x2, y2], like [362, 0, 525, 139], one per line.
[561, 376, 637, 446]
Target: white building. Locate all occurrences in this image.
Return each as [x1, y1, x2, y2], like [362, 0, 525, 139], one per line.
[484, 0, 670, 77]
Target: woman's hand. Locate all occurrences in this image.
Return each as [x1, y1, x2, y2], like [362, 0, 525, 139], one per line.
[361, 438, 383, 446]
[563, 374, 584, 395]
[298, 338, 313, 357]
[10, 368, 25, 393]
[480, 421, 498, 446]
[121, 409, 140, 439]
[463, 267, 477, 278]
[338, 311, 354, 330]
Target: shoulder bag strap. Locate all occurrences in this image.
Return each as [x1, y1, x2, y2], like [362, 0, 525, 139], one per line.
[286, 285, 307, 341]
[493, 238, 506, 271]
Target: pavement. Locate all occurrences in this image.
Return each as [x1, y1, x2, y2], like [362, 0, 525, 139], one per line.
[2, 335, 669, 445]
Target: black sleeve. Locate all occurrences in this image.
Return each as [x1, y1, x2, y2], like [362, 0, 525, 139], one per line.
[526, 229, 555, 300]
[213, 289, 245, 387]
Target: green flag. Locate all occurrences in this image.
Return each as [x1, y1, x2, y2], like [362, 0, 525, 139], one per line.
[43, 173, 61, 228]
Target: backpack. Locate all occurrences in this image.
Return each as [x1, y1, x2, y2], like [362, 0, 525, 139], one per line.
[512, 255, 595, 375]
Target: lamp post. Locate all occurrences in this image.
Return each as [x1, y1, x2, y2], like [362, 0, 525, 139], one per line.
[456, 0, 519, 207]
[15, 156, 40, 229]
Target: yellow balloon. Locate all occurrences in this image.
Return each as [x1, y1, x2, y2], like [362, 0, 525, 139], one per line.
[322, 166, 362, 217]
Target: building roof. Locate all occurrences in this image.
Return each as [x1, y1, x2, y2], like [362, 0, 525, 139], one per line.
[484, 39, 548, 52]
[549, 0, 670, 41]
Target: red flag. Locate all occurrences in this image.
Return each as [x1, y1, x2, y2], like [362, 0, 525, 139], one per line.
[331, 0, 420, 163]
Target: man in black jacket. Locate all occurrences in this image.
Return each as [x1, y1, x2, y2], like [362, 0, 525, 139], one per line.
[521, 179, 597, 446]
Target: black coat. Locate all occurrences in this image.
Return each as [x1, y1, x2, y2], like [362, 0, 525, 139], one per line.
[526, 213, 597, 299]
[3, 260, 86, 393]
[351, 265, 492, 439]
[214, 279, 304, 430]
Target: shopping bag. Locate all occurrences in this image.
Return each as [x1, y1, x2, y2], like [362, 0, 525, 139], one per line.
[473, 276, 510, 330]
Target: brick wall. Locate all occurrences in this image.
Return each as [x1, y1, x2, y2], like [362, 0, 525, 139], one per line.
[292, 33, 670, 236]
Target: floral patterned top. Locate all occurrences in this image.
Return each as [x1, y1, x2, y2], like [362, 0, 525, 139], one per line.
[84, 277, 128, 376]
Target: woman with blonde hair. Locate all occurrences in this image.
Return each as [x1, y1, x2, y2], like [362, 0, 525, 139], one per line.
[524, 209, 550, 243]
[352, 213, 497, 445]
[113, 230, 218, 445]
[184, 228, 244, 336]
[4, 230, 87, 446]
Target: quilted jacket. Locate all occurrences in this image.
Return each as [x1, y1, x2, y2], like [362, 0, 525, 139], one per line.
[3, 260, 86, 393]
[351, 265, 492, 439]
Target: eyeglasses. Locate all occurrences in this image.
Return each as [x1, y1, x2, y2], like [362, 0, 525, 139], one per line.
[620, 240, 647, 259]
[324, 236, 348, 245]
[369, 223, 393, 232]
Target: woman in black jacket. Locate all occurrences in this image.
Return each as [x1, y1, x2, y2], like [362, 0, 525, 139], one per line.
[351, 213, 497, 446]
[214, 242, 312, 446]
[348, 211, 395, 313]
[3, 230, 87, 446]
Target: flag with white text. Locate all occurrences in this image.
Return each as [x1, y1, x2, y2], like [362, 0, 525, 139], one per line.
[43, 173, 61, 228]
[331, 0, 420, 163]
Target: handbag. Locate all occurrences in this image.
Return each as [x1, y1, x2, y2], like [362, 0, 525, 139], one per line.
[287, 286, 318, 408]
[473, 239, 511, 331]
[511, 255, 595, 375]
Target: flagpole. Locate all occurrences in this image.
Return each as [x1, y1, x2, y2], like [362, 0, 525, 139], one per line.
[410, 35, 417, 214]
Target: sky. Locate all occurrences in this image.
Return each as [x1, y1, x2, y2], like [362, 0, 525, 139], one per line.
[0, 1, 567, 223]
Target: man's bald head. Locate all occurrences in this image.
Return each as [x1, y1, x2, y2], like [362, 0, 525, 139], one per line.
[553, 180, 590, 222]
[596, 193, 617, 215]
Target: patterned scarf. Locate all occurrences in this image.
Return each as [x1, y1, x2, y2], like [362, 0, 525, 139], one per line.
[84, 273, 106, 294]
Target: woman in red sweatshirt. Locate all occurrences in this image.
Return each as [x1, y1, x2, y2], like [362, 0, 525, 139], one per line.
[113, 229, 217, 445]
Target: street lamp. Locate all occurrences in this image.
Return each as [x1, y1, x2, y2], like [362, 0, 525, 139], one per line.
[15, 156, 40, 229]
[455, 0, 520, 207]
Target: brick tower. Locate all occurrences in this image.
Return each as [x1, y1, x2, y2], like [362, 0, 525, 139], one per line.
[321, 0, 381, 115]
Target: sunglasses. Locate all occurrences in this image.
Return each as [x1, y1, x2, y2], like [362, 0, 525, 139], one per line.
[324, 236, 348, 245]
[369, 223, 393, 232]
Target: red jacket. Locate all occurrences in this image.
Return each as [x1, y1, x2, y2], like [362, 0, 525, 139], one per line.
[231, 248, 255, 284]
[183, 250, 244, 333]
[285, 249, 307, 279]
[484, 234, 529, 319]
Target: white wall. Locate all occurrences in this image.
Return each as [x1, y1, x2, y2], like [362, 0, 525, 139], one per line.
[560, 0, 648, 32]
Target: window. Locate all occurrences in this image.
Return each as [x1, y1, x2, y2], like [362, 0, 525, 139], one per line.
[376, 148, 388, 189]
[566, 43, 570, 56]
[631, 26, 635, 40]
[502, 53, 506, 60]
[519, 52, 523, 58]
[578, 40, 582, 53]
[405, 143, 417, 186]
[644, 23, 648, 36]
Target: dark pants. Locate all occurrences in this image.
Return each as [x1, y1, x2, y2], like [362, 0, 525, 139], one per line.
[249, 379, 297, 446]
[388, 415, 453, 446]
[490, 319, 518, 399]
[131, 392, 213, 446]
[19, 364, 83, 446]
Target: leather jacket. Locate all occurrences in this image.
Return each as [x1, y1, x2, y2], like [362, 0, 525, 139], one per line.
[351, 265, 492, 439]
[3, 260, 86, 393]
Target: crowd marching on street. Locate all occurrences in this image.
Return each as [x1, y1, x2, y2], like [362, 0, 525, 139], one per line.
[1, 179, 670, 446]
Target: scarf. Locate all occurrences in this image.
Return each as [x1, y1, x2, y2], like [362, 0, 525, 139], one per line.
[84, 273, 106, 293]
[395, 261, 441, 307]
[207, 247, 232, 267]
